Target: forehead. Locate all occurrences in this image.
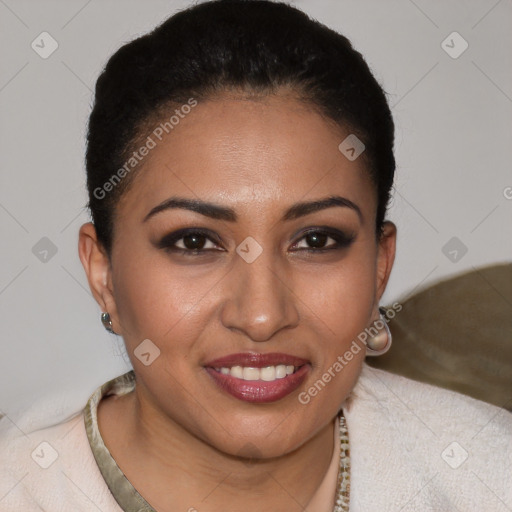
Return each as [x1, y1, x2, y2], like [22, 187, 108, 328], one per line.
[117, 93, 375, 224]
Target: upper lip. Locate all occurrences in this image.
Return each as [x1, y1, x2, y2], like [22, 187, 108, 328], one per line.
[204, 352, 309, 368]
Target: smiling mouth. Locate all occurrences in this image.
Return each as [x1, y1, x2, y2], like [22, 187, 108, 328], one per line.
[203, 352, 311, 403]
[211, 364, 303, 381]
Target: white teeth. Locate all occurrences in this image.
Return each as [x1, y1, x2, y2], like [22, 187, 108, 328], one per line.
[260, 366, 276, 381]
[231, 366, 244, 379]
[243, 367, 260, 381]
[216, 364, 300, 381]
[275, 365, 286, 378]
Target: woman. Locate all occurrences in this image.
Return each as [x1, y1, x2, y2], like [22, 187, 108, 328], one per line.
[1, 1, 510, 511]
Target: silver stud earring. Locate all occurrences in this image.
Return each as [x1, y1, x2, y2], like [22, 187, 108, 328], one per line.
[365, 307, 392, 356]
[101, 312, 117, 335]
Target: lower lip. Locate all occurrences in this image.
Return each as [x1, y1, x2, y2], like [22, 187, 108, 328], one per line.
[205, 365, 310, 403]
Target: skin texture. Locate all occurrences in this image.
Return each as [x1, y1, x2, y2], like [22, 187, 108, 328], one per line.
[79, 90, 396, 512]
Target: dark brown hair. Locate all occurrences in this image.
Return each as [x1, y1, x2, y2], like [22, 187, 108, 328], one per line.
[85, 0, 395, 256]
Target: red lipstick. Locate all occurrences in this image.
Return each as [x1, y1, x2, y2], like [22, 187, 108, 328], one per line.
[204, 352, 310, 403]
[205, 352, 309, 368]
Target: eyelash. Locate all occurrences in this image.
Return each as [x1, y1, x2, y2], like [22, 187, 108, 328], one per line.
[157, 227, 355, 256]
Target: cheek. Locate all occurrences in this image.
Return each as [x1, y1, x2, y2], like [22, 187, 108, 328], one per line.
[296, 255, 375, 410]
[303, 245, 377, 336]
[111, 247, 221, 348]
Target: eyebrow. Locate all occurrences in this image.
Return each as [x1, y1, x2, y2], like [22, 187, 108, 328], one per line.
[143, 195, 363, 223]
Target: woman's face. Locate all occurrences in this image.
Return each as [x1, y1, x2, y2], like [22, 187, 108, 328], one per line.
[82, 91, 396, 458]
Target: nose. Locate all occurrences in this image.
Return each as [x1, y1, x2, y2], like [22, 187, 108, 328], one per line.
[220, 249, 300, 342]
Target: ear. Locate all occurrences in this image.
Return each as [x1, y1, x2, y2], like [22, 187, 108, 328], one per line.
[78, 222, 122, 335]
[374, 221, 397, 305]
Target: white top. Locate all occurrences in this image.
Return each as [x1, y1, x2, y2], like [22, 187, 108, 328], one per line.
[1, 362, 511, 511]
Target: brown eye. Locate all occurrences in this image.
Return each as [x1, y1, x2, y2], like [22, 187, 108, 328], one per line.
[291, 228, 355, 252]
[179, 233, 210, 250]
[304, 232, 329, 249]
[157, 228, 222, 254]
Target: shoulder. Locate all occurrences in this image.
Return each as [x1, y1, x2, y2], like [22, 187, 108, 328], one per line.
[0, 402, 123, 511]
[349, 363, 512, 435]
[343, 363, 512, 511]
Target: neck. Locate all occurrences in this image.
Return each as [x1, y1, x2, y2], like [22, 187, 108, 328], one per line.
[110, 385, 337, 512]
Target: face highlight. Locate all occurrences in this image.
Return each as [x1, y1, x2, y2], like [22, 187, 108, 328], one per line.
[86, 92, 395, 459]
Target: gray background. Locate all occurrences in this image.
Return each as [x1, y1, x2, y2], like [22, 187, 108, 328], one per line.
[1, 0, 511, 424]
